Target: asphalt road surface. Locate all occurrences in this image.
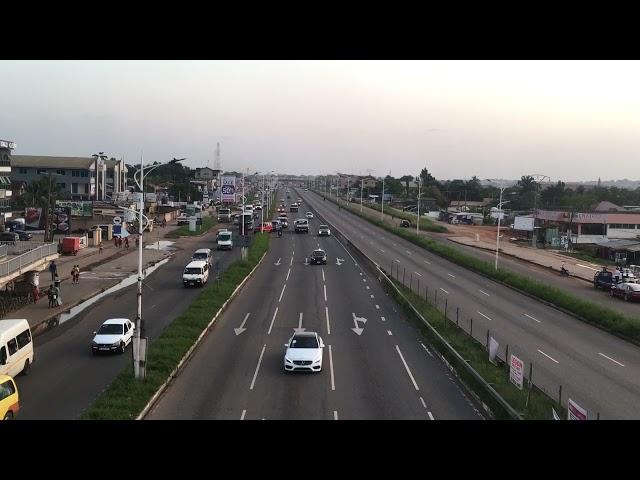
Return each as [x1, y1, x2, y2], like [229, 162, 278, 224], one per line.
[300, 189, 640, 419]
[148, 208, 484, 420]
[15, 227, 240, 419]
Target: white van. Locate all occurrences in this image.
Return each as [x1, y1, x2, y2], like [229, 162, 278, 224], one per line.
[192, 248, 213, 266]
[183, 260, 210, 287]
[0, 319, 33, 377]
[217, 230, 233, 250]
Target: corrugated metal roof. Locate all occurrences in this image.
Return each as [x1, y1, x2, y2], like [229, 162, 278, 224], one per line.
[12, 155, 95, 169]
[595, 238, 640, 248]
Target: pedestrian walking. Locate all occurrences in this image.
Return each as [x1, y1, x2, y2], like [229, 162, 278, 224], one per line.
[53, 284, 62, 306]
[32, 285, 39, 303]
[99, 241, 103, 254]
[48, 260, 57, 281]
[47, 284, 55, 308]
[124, 237, 129, 248]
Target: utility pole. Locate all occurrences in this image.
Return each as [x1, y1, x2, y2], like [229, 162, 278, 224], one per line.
[381, 175, 385, 221]
[360, 177, 364, 213]
[495, 182, 505, 270]
[416, 172, 421, 235]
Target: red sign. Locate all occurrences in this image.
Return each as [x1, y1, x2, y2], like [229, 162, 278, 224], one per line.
[567, 398, 587, 420]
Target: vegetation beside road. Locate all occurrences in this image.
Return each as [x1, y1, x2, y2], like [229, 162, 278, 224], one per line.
[165, 216, 216, 238]
[315, 190, 640, 345]
[80, 233, 269, 420]
[358, 200, 449, 233]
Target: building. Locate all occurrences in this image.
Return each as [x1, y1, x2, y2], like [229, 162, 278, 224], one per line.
[0, 140, 15, 224]
[12, 155, 124, 201]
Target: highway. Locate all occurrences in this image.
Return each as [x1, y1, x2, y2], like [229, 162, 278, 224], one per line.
[300, 189, 640, 419]
[147, 204, 484, 420]
[14, 227, 240, 419]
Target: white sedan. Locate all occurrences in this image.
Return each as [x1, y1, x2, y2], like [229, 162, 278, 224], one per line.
[306, 212, 314, 219]
[284, 332, 325, 372]
[91, 318, 135, 355]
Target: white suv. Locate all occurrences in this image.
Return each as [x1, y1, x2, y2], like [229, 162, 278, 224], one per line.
[284, 332, 325, 372]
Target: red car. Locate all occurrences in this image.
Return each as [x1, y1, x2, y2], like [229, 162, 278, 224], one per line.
[254, 223, 273, 233]
[610, 282, 640, 301]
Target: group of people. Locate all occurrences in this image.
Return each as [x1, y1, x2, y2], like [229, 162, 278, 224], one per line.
[113, 236, 130, 248]
[71, 265, 81, 285]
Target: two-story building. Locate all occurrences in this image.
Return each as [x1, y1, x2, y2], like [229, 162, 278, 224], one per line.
[0, 139, 15, 224]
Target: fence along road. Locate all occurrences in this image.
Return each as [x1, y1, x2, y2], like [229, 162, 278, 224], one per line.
[302, 189, 640, 419]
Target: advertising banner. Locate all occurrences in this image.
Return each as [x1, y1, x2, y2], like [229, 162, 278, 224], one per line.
[221, 176, 236, 204]
[489, 337, 499, 365]
[25, 207, 44, 229]
[52, 206, 72, 235]
[567, 399, 587, 420]
[56, 200, 93, 217]
[509, 354, 524, 390]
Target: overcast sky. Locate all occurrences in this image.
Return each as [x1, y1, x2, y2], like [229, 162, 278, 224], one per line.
[1, 60, 639, 182]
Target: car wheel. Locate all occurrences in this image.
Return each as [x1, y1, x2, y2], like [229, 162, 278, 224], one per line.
[119, 342, 126, 354]
[21, 359, 30, 376]
[4, 411, 13, 420]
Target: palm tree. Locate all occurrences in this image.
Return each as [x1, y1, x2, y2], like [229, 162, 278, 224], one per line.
[20, 176, 67, 241]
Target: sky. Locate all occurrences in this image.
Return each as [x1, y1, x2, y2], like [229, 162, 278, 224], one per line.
[1, 60, 640, 182]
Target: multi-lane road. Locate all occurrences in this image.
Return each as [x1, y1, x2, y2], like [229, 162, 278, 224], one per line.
[147, 202, 484, 420]
[299, 188, 640, 419]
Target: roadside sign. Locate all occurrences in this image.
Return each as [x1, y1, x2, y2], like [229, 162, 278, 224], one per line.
[489, 337, 499, 365]
[509, 354, 524, 390]
[567, 398, 587, 420]
[113, 216, 122, 225]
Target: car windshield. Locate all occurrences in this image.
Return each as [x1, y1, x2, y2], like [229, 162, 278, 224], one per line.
[320, 225, 328, 229]
[290, 336, 318, 348]
[219, 233, 231, 241]
[184, 268, 202, 274]
[98, 323, 123, 335]
[313, 251, 325, 257]
[193, 253, 207, 260]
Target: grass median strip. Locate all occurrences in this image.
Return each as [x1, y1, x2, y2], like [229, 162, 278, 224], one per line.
[165, 216, 216, 238]
[389, 279, 563, 420]
[80, 233, 269, 420]
[317, 191, 640, 345]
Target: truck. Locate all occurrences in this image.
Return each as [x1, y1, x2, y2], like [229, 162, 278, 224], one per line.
[294, 218, 309, 233]
[290, 203, 299, 213]
[217, 208, 231, 222]
[217, 230, 233, 250]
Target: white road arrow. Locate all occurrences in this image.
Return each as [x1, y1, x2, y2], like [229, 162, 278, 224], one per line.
[234, 313, 250, 336]
[336, 258, 344, 266]
[304, 257, 309, 266]
[293, 312, 306, 334]
[274, 258, 281, 266]
[351, 312, 368, 336]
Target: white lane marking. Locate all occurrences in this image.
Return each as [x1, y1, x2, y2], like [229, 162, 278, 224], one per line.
[393, 242, 398, 246]
[381, 316, 386, 322]
[420, 397, 427, 409]
[378, 248, 385, 253]
[479, 289, 490, 296]
[363, 278, 367, 282]
[420, 342, 434, 357]
[427, 412, 434, 420]
[423, 260, 431, 265]
[329, 345, 335, 391]
[439, 288, 449, 294]
[324, 285, 327, 302]
[286, 268, 291, 281]
[537, 349, 559, 364]
[448, 273, 456, 278]
[334, 410, 338, 420]
[267, 307, 278, 335]
[370, 294, 374, 298]
[375, 304, 380, 309]
[290, 256, 293, 266]
[477, 311, 493, 322]
[599, 352, 625, 367]
[576, 263, 599, 271]
[326, 306, 331, 335]
[366, 286, 370, 290]
[279, 284, 287, 302]
[322, 269, 325, 282]
[387, 330, 393, 336]
[240, 409, 246, 420]
[524, 313, 541, 323]
[394, 259, 400, 263]
[414, 272, 422, 277]
[250, 344, 267, 390]
[359, 272, 363, 275]
[395, 345, 419, 391]
[406, 250, 412, 255]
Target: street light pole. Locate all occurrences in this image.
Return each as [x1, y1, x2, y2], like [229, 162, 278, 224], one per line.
[360, 177, 364, 213]
[495, 183, 505, 271]
[416, 173, 421, 235]
[381, 175, 385, 222]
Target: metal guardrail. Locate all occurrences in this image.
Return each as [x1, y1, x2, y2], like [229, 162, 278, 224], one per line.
[0, 244, 7, 258]
[0, 241, 51, 255]
[0, 243, 57, 278]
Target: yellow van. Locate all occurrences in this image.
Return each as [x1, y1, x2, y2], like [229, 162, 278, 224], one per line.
[0, 319, 34, 377]
[0, 374, 19, 420]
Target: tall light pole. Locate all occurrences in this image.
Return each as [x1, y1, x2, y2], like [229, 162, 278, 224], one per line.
[360, 177, 364, 213]
[132, 155, 183, 380]
[416, 172, 421, 235]
[381, 175, 386, 221]
[489, 181, 510, 271]
[529, 174, 550, 248]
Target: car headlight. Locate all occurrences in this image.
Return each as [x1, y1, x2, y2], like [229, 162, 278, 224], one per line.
[285, 357, 294, 364]
[111, 340, 122, 347]
[312, 358, 321, 364]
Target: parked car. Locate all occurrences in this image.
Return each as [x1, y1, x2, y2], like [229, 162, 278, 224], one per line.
[91, 318, 135, 355]
[400, 220, 411, 227]
[318, 225, 331, 236]
[0, 375, 19, 420]
[283, 332, 325, 373]
[310, 249, 327, 265]
[610, 282, 640, 302]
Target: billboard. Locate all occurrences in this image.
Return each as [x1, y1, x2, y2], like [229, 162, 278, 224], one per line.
[509, 354, 524, 390]
[513, 216, 535, 232]
[52, 206, 71, 235]
[25, 207, 44, 229]
[56, 200, 93, 217]
[567, 399, 587, 420]
[221, 176, 236, 204]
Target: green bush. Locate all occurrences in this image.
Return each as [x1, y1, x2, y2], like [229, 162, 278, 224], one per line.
[81, 233, 270, 420]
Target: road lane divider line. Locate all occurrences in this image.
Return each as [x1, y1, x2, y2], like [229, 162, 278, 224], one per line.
[366, 286, 370, 290]
[324, 285, 327, 302]
[387, 330, 393, 336]
[414, 272, 422, 277]
[381, 316, 386, 322]
[524, 313, 541, 323]
[379, 248, 385, 253]
[394, 259, 400, 263]
[326, 306, 331, 335]
[370, 294, 374, 298]
[250, 344, 267, 390]
[448, 273, 456, 278]
[241, 409, 246, 420]
[420, 397, 427, 409]
[478, 289, 490, 296]
[428, 412, 434, 420]
[423, 260, 431, 265]
[268, 307, 279, 335]
[290, 256, 293, 266]
[375, 304, 380, 309]
[406, 250, 412, 255]
[599, 352, 625, 367]
[329, 345, 335, 391]
[477, 311, 493, 322]
[420, 342, 434, 357]
[395, 345, 419, 391]
[334, 410, 338, 420]
[322, 269, 325, 282]
[537, 349, 559, 364]
[279, 283, 287, 302]
[439, 288, 449, 294]
[286, 268, 291, 281]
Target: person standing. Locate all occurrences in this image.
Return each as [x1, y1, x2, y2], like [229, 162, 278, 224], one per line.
[49, 260, 57, 282]
[48, 284, 55, 308]
[53, 283, 62, 306]
[32, 284, 39, 303]
[99, 241, 103, 254]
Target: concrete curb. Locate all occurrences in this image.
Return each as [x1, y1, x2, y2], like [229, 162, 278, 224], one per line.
[136, 249, 269, 420]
